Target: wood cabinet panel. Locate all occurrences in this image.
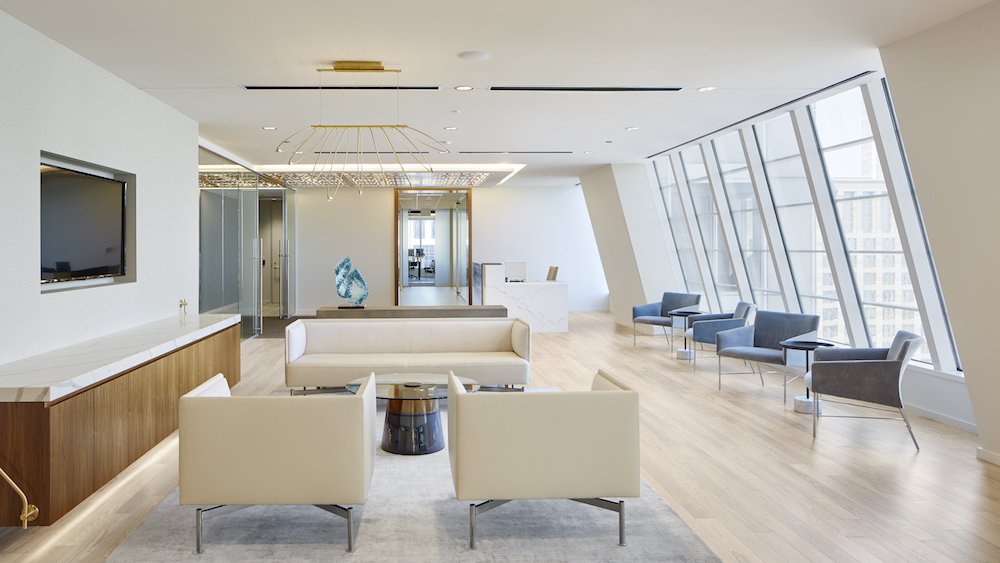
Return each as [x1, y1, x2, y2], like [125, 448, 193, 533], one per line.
[1, 323, 238, 527]
[48, 392, 95, 524]
[0, 402, 49, 527]
[93, 374, 129, 487]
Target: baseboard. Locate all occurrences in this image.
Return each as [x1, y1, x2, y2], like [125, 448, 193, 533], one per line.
[904, 403, 978, 435]
[977, 447, 1000, 467]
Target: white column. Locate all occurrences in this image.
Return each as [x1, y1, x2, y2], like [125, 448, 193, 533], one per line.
[791, 107, 868, 346]
[740, 126, 799, 313]
[671, 153, 721, 313]
[702, 141, 753, 304]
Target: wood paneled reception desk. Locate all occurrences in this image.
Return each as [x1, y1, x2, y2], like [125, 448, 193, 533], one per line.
[0, 314, 240, 526]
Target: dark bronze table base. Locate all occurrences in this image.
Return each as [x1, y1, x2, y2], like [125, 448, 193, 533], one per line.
[382, 397, 445, 455]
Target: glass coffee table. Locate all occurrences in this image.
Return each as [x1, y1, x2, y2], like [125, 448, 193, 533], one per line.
[347, 373, 479, 455]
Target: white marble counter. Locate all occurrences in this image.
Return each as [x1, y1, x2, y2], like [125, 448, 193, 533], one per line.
[481, 264, 568, 332]
[0, 313, 240, 403]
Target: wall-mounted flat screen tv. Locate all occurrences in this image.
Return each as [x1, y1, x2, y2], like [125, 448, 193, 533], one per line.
[40, 164, 126, 283]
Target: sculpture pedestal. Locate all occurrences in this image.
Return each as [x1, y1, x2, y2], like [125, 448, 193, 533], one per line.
[676, 348, 695, 360]
[794, 396, 822, 414]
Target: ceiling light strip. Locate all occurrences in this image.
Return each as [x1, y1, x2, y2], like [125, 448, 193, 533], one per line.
[489, 87, 682, 92]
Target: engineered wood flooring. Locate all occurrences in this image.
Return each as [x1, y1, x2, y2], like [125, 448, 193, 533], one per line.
[1, 311, 997, 562]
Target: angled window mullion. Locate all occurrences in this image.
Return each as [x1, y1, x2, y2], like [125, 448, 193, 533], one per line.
[861, 80, 958, 371]
[791, 107, 869, 347]
[740, 126, 799, 313]
[650, 161, 689, 292]
[671, 152, 721, 313]
[703, 141, 753, 306]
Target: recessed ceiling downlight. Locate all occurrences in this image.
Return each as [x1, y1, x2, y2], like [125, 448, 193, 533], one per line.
[455, 85, 473, 91]
[626, 127, 640, 131]
[262, 126, 277, 130]
[458, 51, 491, 61]
[444, 127, 458, 131]
[698, 86, 717, 92]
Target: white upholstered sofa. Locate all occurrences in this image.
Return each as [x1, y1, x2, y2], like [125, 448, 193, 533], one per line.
[179, 373, 376, 553]
[446, 370, 640, 548]
[285, 318, 531, 389]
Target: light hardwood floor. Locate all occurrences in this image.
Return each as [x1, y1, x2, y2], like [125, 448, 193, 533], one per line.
[2, 311, 998, 562]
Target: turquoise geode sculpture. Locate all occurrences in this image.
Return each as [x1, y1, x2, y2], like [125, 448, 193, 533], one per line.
[335, 257, 369, 307]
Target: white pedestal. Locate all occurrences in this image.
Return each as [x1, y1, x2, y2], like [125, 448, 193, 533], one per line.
[676, 348, 695, 360]
[794, 396, 822, 414]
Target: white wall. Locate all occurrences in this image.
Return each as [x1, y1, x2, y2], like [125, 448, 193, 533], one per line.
[294, 184, 608, 315]
[471, 184, 608, 312]
[294, 188, 397, 313]
[880, 0, 1000, 457]
[0, 9, 199, 365]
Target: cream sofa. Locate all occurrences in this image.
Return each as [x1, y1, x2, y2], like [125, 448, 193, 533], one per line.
[447, 370, 640, 548]
[179, 373, 377, 553]
[285, 318, 531, 389]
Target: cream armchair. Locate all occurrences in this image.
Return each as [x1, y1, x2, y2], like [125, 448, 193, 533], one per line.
[179, 373, 376, 553]
[447, 370, 639, 549]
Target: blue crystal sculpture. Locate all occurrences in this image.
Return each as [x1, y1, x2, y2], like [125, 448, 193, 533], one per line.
[335, 256, 369, 306]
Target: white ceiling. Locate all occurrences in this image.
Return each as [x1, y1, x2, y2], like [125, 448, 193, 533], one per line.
[1, 0, 987, 186]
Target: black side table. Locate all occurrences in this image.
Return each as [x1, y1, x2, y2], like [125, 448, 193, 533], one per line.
[669, 310, 706, 360]
[780, 340, 833, 413]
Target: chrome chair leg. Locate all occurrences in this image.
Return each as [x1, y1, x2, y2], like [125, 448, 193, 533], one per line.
[813, 392, 820, 438]
[900, 408, 920, 451]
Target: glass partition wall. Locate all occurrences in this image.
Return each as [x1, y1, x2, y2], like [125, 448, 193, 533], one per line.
[395, 189, 471, 306]
[199, 147, 261, 339]
[651, 77, 958, 371]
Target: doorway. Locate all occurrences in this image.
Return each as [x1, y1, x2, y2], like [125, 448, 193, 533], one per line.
[396, 189, 471, 306]
[258, 186, 296, 319]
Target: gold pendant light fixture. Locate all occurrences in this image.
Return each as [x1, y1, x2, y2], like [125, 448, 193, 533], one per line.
[276, 61, 450, 199]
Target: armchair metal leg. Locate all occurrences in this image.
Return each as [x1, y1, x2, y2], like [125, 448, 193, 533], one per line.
[718, 356, 722, 390]
[900, 408, 919, 451]
[315, 504, 356, 552]
[194, 504, 250, 554]
[633, 323, 636, 346]
[783, 365, 787, 404]
[470, 499, 511, 549]
[756, 363, 764, 386]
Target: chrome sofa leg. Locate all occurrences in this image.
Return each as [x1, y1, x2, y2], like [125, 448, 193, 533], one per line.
[195, 508, 203, 554]
[900, 408, 919, 451]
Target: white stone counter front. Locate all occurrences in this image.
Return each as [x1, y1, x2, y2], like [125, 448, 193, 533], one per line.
[0, 313, 240, 403]
[480, 263, 568, 332]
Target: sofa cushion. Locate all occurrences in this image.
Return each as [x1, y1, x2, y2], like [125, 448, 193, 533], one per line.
[286, 354, 410, 388]
[405, 352, 529, 386]
[716, 346, 784, 364]
[633, 315, 673, 327]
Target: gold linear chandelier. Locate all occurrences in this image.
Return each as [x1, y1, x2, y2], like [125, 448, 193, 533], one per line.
[276, 62, 449, 198]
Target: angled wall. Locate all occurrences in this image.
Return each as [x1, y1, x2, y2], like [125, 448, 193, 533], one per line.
[580, 164, 682, 328]
[880, 0, 999, 460]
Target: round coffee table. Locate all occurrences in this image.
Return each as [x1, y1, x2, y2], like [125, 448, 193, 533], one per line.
[347, 374, 479, 455]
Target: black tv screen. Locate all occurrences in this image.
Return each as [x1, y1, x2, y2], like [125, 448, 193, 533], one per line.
[40, 164, 126, 283]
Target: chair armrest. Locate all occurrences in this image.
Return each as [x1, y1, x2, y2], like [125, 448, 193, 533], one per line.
[692, 318, 747, 343]
[285, 320, 307, 363]
[180, 373, 376, 506]
[511, 319, 531, 364]
[716, 325, 754, 350]
[810, 360, 903, 407]
[688, 313, 733, 323]
[813, 347, 888, 361]
[632, 302, 659, 319]
[449, 383, 639, 501]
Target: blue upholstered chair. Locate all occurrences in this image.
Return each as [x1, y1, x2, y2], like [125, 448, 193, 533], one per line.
[684, 302, 757, 371]
[631, 292, 701, 349]
[805, 331, 925, 450]
[715, 311, 820, 402]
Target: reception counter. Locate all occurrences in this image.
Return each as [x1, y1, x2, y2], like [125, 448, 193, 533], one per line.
[473, 263, 568, 332]
[0, 314, 240, 526]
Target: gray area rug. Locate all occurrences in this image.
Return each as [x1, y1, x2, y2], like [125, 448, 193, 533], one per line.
[107, 407, 720, 563]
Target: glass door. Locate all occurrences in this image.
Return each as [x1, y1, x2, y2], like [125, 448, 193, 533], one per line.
[395, 189, 471, 306]
[280, 186, 296, 318]
[239, 168, 261, 338]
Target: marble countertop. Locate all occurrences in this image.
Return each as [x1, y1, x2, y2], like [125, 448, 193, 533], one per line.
[0, 314, 240, 403]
